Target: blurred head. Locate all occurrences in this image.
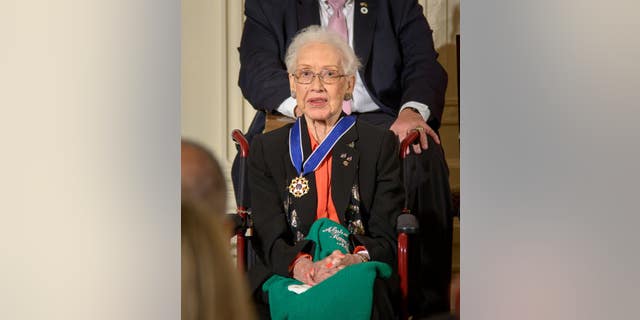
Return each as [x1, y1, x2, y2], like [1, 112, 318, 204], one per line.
[181, 140, 226, 216]
[285, 26, 360, 123]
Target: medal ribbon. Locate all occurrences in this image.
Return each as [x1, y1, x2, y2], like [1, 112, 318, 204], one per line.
[289, 115, 356, 176]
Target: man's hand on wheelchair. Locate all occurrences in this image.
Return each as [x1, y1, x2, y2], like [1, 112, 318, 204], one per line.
[390, 108, 440, 155]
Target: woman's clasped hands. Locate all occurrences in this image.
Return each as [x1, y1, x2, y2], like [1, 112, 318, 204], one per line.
[292, 250, 366, 286]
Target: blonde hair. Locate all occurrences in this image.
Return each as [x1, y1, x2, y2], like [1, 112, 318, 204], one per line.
[284, 25, 361, 75]
[182, 205, 256, 320]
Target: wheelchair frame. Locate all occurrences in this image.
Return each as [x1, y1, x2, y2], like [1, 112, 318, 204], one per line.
[231, 128, 421, 320]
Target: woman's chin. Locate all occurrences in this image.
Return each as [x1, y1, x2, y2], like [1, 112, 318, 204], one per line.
[304, 109, 333, 122]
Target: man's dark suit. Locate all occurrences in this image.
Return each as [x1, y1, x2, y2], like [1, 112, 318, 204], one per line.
[248, 117, 403, 318]
[237, 0, 453, 316]
[238, 0, 447, 133]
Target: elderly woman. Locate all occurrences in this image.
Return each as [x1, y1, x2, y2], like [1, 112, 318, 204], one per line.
[248, 26, 404, 319]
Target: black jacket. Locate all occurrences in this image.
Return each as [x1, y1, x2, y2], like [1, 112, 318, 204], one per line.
[247, 117, 404, 291]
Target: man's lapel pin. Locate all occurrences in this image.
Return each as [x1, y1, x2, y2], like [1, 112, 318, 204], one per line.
[359, 2, 368, 14]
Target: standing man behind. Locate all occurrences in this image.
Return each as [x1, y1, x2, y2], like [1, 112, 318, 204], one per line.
[236, 0, 452, 316]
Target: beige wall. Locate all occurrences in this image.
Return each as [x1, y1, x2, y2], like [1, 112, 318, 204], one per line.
[181, 0, 460, 210]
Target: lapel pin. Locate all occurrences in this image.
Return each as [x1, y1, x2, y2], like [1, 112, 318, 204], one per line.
[343, 160, 350, 167]
[360, 2, 368, 14]
[340, 153, 347, 159]
[347, 142, 355, 148]
[346, 156, 352, 161]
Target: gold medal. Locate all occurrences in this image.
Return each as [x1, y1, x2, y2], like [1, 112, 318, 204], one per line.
[288, 176, 310, 198]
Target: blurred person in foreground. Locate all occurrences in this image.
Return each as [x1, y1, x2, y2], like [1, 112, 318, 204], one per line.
[182, 140, 227, 217]
[182, 140, 235, 236]
[248, 26, 403, 319]
[182, 141, 255, 320]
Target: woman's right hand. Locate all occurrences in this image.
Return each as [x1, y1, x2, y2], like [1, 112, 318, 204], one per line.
[292, 257, 317, 286]
[293, 251, 349, 285]
[310, 250, 345, 284]
[293, 251, 343, 285]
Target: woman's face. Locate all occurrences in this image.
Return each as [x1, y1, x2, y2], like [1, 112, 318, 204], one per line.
[289, 42, 355, 122]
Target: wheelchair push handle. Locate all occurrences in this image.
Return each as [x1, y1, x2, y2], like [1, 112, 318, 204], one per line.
[231, 129, 250, 158]
[399, 130, 421, 159]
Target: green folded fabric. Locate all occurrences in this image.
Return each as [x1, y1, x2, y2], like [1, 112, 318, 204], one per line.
[263, 218, 392, 320]
[309, 217, 351, 258]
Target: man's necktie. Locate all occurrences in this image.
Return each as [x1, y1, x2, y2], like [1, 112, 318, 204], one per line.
[327, 0, 351, 114]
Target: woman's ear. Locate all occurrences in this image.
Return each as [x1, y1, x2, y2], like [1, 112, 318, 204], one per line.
[289, 73, 296, 93]
[347, 75, 356, 93]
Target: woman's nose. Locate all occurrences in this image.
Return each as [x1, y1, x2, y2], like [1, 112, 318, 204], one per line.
[309, 75, 325, 91]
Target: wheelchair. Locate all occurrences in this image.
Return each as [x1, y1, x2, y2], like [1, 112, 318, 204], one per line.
[231, 128, 424, 320]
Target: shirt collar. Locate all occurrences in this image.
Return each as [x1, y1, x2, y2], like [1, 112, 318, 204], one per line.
[320, 0, 354, 11]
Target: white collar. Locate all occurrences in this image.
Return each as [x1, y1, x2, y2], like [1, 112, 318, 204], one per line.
[320, 0, 354, 10]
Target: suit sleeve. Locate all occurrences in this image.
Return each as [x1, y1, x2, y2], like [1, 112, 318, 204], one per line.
[238, 0, 291, 112]
[248, 135, 313, 277]
[351, 130, 403, 266]
[395, 0, 448, 128]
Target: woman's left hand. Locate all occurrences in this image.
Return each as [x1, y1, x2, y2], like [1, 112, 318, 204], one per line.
[331, 252, 364, 270]
[310, 251, 342, 283]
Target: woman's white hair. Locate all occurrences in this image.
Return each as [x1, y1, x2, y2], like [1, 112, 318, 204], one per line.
[285, 25, 361, 75]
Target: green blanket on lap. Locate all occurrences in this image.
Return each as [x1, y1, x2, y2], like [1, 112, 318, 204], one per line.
[262, 218, 392, 320]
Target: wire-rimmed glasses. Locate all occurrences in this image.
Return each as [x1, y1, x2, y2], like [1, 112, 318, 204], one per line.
[291, 69, 347, 85]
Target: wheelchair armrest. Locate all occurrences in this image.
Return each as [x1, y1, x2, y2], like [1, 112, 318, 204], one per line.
[397, 213, 419, 234]
[231, 129, 249, 158]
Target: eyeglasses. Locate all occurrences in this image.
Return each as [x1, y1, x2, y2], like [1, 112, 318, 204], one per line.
[291, 69, 347, 85]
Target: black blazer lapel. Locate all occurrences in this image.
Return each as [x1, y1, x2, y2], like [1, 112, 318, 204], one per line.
[353, 0, 378, 70]
[297, 0, 321, 30]
[331, 123, 359, 223]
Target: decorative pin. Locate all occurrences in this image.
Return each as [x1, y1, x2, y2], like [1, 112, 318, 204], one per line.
[340, 153, 347, 159]
[360, 7, 368, 14]
[343, 160, 350, 166]
[360, 2, 368, 7]
[289, 176, 310, 198]
[347, 142, 355, 148]
[346, 156, 352, 161]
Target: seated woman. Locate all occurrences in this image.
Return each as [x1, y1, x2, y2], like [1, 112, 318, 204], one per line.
[248, 25, 404, 319]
